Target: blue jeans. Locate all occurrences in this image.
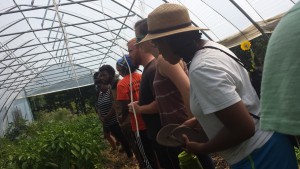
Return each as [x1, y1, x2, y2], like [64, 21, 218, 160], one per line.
[231, 132, 298, 169]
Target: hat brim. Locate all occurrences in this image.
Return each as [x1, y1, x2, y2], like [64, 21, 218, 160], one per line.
[171, 126, 208, 144]
[156, 124, 183, 147]
[156, 124, 208, 147]
[138, 26, 208, 44]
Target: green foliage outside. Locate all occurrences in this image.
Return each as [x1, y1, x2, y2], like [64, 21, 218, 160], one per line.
[5, 108, 28, 141]
[0, 110, 108, 169]
[296, 147, 300, 163]
[28, 85, 97, 116]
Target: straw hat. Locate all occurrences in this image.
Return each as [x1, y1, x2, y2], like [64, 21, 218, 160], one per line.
[172, 125, 208, 145]
[156, 124, 208, 147]
[156, 124, 183, 147]
[139, 3, 208, 43]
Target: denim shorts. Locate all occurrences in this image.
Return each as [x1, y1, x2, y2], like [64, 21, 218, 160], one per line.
[231, 132, 298, 169]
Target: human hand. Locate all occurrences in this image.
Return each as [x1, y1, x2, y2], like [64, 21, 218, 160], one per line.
[128, 101, 140, 113]
[182, 134, 203, 154]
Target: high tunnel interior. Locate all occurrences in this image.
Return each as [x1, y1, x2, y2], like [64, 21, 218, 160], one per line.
[0, 0, 297, 136]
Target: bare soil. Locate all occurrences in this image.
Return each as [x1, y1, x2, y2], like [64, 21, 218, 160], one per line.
[101, 148, 230, 169]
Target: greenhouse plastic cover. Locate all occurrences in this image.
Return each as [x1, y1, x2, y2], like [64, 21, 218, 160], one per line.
[0, 0, 298, 135]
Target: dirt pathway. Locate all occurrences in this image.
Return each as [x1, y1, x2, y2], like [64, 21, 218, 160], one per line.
[101, 148, 230, 169]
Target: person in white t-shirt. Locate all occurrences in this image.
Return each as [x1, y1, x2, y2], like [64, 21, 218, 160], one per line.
[138, 3, 298, 169]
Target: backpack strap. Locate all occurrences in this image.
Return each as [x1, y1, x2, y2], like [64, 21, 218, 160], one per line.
[199, 46, 254, 72]
[198, 46, 260, 120]
[249, 113, 260, 120]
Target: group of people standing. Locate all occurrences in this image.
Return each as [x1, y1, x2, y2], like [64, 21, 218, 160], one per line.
[94, 18, 215, 169]
[94, 3, 299, 169]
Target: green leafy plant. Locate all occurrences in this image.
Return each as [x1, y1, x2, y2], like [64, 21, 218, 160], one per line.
[4, 108, 28, 141]
[295, 147, 300, 163]
[0, 112, 107, 169]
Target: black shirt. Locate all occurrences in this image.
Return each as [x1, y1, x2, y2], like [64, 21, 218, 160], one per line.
[139, 59, 162, 140]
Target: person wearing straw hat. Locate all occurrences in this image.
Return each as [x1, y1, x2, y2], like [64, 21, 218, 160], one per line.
[133, 19, 215, 169]
[139, 3, 298, 169]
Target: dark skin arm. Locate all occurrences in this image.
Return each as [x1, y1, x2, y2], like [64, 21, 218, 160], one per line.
[119, 100, 130, 124]
[96, 107, 104, 123]
[183, 101, 255, 154]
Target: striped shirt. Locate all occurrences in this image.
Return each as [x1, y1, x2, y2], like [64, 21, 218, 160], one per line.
[153, 63, 189, 126]
[97, 89, 118, 127]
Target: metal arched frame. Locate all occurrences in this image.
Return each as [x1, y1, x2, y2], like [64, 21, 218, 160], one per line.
[0, 0, 139, 122]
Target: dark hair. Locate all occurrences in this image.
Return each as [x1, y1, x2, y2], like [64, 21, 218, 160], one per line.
[99, 65, 115, 77]
[93, 72, 100, 85]
[93, 72, 99, 79]
[162, 31, 202, 63]
[134, 18, 159, 56]
[117, 63, 138, 75]
[134, 18, 148, 42]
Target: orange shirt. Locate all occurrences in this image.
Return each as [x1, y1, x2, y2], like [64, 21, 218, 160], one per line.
[117, 72, 146, 131]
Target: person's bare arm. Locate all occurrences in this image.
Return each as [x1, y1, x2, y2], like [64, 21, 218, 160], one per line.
[96, 107, 104, 122]
[128, 100, 159, 114]
[158, 57, 193, 118]
[183, 101, 255, 154]
[119, 100, 130, 123]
